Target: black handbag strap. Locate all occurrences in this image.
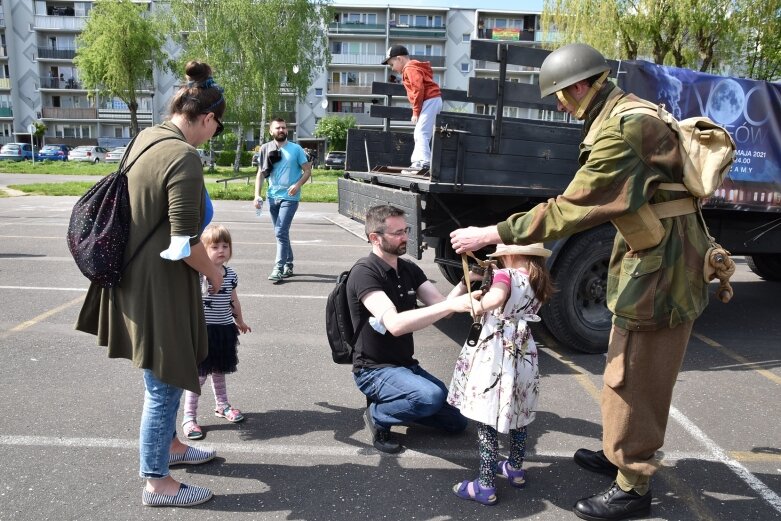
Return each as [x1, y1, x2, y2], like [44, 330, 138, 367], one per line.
[120, 133, 188, 274]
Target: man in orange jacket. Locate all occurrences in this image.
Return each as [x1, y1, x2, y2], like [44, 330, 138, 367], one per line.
[383, 45, 442, 173]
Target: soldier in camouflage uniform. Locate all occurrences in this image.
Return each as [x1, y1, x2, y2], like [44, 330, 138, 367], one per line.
[450, 43, 711, 521]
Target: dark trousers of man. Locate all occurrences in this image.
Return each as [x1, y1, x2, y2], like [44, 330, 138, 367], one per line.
[601, 321, 694, 492]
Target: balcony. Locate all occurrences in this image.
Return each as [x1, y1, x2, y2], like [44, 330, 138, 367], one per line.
[0, 78, 10, 89]
[99, 108, 152, 122]
[328, 22, 385, 35]
[39, 76, 83, 89]
[330, 53, 386, 66]
[0, 46, 7, 59]
[477, 28, 535, 42]
[326, 111, 382, 126]
[38, 46, 77, 60]
[42, 107, 98, 119]
[389, 25, 446, 39]
[410, 55, 445, 68]
[34, 14, 87, 31]
[0, 107, 13, 118]
[327, 82, 373, 95]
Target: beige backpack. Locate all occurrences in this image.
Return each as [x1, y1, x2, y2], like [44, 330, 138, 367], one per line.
[611, 100, 736, 197]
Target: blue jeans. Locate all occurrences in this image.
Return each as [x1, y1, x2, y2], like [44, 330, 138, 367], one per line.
[354, 364, 467, 433]
[268, 198, 299, 270]
[139, 370, 183, 479]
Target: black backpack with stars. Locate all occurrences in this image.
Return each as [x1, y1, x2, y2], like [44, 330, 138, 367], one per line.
[66, 135, 179, 288]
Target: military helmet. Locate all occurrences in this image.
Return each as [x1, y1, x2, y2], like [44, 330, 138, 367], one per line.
[539, 43, 611, 98]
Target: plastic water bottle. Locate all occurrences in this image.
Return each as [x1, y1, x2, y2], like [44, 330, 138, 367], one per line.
[255, 197, 264, 217]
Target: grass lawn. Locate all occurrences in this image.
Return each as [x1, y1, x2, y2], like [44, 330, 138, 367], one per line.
[6, 167, 343, 202]
[0, 160, 114, 175]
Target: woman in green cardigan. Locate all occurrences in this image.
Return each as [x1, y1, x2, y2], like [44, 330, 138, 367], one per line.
[76, 61, 226, 507]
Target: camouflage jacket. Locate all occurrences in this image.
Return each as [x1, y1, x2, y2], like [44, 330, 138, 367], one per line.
[497, 87, 710, 331]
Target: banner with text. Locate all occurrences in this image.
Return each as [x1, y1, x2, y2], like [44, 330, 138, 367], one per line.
[620, 61, 781, 211]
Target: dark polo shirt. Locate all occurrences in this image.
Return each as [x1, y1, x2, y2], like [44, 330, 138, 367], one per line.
[347, 252, 428, 373]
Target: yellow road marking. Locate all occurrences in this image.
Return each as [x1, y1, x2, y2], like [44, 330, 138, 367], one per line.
[692, 332, 781, 386]
[540, 347, 602, 401]
[9, 296, 83, 332]
[729, 451, 781, 463]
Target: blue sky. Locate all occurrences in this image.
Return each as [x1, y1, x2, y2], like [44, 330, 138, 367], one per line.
[332, 0, 545, 13]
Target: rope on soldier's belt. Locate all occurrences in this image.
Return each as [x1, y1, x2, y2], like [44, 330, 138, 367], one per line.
[705, 245, 736, 303]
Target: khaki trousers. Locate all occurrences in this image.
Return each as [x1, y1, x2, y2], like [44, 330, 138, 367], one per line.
[601, 321, 694, 477]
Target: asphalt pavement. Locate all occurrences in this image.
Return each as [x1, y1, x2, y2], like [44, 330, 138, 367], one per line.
[0, 195, 779, 521]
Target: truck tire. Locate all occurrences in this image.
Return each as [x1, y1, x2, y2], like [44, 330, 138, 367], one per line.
[746, 254, 781, 281]
[436, 241, 465, 285]
[543, 226, 614, 353]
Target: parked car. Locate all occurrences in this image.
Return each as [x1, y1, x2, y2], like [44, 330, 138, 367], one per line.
[196, 149, 212, 167]
[105, 147, 127, 163]
[70, 145, 109, 163]
[0, 143, 36, 161]
[37, 144, 70, 161]
[324, 150, 346, 170]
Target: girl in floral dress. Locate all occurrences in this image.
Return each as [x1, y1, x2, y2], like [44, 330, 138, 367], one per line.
[449, 243, 554, 505]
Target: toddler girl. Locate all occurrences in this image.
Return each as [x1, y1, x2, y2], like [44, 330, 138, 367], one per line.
[449, 243, 554, 505]
[182, 224, 251, 440]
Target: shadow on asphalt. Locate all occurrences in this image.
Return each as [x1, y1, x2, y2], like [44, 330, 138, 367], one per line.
[175, 453, 781, 519]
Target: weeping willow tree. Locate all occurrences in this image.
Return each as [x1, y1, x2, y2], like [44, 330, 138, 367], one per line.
[164, 0, 330, 171]
[541, 0, 746, 73]
[75, 0, 171, 136]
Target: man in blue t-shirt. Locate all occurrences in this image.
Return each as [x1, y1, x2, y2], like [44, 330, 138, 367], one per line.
[254, 118, 312, 282]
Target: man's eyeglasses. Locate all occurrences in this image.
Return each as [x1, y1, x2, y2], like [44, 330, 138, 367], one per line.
[374, 226, 411, 237]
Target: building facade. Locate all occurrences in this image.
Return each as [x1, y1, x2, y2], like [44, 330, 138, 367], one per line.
[0, 1, 556, 148]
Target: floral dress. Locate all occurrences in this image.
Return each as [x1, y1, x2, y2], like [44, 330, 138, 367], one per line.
[448, 268, 541, 434]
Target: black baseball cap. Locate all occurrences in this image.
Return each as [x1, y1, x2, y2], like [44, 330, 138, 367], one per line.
[382, 45, 409, 65]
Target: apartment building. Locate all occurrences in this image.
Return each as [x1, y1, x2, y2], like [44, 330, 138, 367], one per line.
[294, 4, 561, 139]
[0, 0, 553, 147]
[2, 0, 164, 148]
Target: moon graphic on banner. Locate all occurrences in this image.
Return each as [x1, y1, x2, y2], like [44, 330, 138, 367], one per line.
[707, 79, 745, 125]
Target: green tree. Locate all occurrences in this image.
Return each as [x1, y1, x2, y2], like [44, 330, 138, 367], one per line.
[74, 0, 171, 136]
[314, 115, 356, 151]
[32, 121, 46, 149]
[165, 0, 330, 172]
[733, 0, 781, 80]
[541, 0, 745, 73]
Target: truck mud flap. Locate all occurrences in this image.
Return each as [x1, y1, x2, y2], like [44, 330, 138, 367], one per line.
[338, 177, 424, 259]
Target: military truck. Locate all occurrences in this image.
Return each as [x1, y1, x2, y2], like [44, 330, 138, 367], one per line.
[337, 39, 781, 353]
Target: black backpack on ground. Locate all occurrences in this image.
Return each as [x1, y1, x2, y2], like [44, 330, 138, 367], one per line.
[66, 134, 180, 288]
[326, 259, 370, 364]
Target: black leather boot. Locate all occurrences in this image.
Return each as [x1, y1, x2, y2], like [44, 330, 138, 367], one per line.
[573, 481, 652, 520]
[574, 448, 619, 477]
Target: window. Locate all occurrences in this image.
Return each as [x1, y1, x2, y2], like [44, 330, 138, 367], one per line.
[460, 63, 470, 73]
[315, 88, 323, 96]
[462, 33, 471, 42]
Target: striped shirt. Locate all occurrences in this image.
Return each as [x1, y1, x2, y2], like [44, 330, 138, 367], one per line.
[202, 265, 238, 326]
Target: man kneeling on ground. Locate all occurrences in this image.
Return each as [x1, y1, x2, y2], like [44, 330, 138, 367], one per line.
[347, 205, 475, 453]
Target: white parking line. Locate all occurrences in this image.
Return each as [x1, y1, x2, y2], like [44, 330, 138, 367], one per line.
[543, 346, 781, 516]
[670, 406, 781, 514]
[0, 434, 751, 465]
[0, 285, 327, 299]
